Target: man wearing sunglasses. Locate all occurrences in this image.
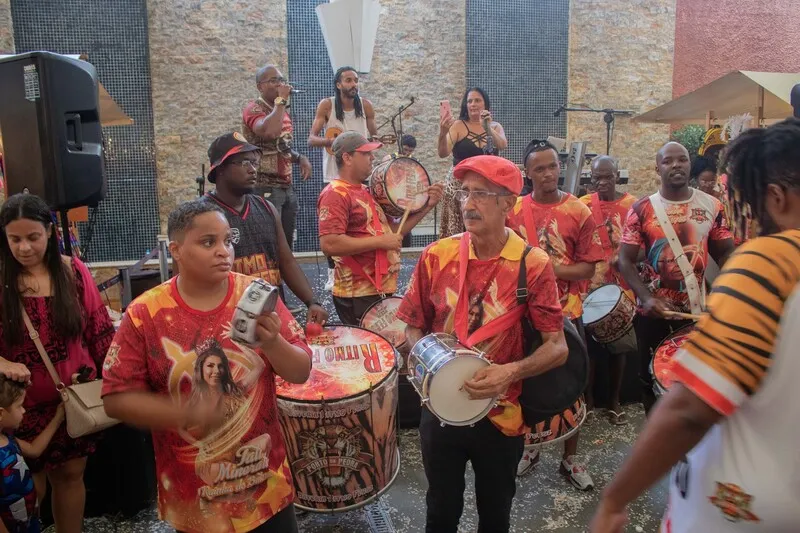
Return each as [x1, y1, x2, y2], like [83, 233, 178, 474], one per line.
[397, 154, 566, 533]
[203, 132, 328, 326]
[242, 65, 312, 251]
[507, 139, 605, 490]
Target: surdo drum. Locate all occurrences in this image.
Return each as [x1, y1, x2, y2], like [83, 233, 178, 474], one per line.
[368, 157, 431, 218]
[582, 284, 636, 345]
[359, 296, 408, 372]
[276, 325, 399, 512]
[407, 333, 496, 426]
[651, 324, 695, 398]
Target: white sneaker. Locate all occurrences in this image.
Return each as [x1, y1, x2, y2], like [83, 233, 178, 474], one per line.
[560, 455, 594, 491]
[516, 448, 540, 477]
[325, 268, 334, 292]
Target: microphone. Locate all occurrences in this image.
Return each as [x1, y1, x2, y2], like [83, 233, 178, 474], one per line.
[554, 105, 565, 117]
[290, 88, 306, 94]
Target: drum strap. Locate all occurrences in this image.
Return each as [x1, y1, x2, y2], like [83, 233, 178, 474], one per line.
[648, 193, 705, 314]
[590, 193, 614, 260]
[454, 233, 527, 347]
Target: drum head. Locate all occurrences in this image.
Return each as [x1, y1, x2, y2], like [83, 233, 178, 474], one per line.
[520, 318, 588, 423]
[582, 284, 622, 325]
[359, 296, 406, 349]
[276, 325, 397, 401]
[384, 157, 431, 212]
[652, 324, 695, 392]
[428, 354, 493, 426]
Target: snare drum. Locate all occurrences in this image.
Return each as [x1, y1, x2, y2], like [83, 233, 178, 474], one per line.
[276, 326, 399, 512]
[369, 157, 431, 218]
[651, 324, 695, 397]
[407, 333, 495, 426]
[526, 396, 587, 447]
[582, 284, 636, 344]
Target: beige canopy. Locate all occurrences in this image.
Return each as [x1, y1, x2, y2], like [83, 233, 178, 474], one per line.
[0, 53, 133, 127]
[635, 71, 800, 125]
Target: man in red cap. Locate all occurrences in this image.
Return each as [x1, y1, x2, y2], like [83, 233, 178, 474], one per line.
[507, 140, 604, 490]
[397, 154, 567, 533]
[318, 131, 442, 325]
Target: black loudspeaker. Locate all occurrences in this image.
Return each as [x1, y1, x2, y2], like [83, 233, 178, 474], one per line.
[0, 52, 105, 210]
[792, 83, 800, 119]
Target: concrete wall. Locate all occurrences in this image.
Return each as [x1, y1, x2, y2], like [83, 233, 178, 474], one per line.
[673, 0, 800, 98]
[147, 0, 288, 230]
[0, 0, 12, 53]
[567, 0, 677, 198]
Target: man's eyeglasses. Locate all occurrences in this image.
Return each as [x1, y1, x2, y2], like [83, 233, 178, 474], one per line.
[261, 77, 286, 85]
[228, 159, 260, 169]
[454, 190, 511, 205]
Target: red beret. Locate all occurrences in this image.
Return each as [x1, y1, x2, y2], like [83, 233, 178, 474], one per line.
[453, 155, 522, 195]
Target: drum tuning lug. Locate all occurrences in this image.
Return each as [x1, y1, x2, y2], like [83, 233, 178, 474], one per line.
[439, 421, 446, 428]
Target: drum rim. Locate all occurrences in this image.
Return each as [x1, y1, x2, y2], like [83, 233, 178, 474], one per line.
[650, 323, 695, 391]
[368, 157, 431, 214]
[293, 447, 401, 513]
[582, 284, 625, 326]
[359, 296, 407, 348]
[277, 324, 399, 403]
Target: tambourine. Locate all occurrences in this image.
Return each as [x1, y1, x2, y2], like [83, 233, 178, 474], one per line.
[230, 279, 280, 346]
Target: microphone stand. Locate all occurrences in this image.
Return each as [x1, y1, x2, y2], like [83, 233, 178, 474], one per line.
[558, 105, 635, 155]
[376, 97, 416, 152]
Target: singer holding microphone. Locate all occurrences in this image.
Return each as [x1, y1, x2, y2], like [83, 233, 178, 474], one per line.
[437, 87, 507, 238]
[242, 64, 311, 251]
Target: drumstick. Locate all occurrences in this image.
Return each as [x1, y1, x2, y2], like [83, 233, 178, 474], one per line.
[396, 202, 413, 235]
[663, 310, 703, 321]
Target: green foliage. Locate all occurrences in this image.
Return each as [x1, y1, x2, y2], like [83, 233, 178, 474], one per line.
[671, 125, 706, 158]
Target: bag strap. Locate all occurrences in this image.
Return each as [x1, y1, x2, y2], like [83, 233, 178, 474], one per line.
[21, 307, 67, 393]
[648, 193, 704, 314]
[590, 193, 613, 260]
[517, 246, 533, 306]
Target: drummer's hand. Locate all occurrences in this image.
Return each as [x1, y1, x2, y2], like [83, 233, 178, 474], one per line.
[439, 114, 455, 135]
[463, 364, 516, 400]
[426, 183, 444, 207]
[256, 312, 283, 349]
[375, 233, 403, 251]
[642, 296, 672, 319]
[307, 303, 328, 326]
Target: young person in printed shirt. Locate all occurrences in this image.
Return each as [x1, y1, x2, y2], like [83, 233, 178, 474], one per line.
[579, 156, 638, 426]
[617, 142, 734, 415]
[317, 131, 442, 326]
[590, 117, 800, 533]
[201, 133, 328, 326]
[102, 200, 312, 533]
[0, 377, 64, 533]
[506, 140, 605, 490]
[398, 155, 567, 533]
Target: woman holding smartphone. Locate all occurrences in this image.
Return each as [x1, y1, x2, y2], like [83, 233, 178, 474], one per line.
[437, 87, 508, 238]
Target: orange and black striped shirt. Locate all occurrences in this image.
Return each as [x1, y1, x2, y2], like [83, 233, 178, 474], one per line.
[672, 228, 800, 415]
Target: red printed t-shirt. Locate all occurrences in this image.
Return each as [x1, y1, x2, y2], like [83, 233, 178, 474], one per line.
[317, 179, 400, 298]
[242, 100, 294, 188]
[397, 231, 563, 436]
[101, 273, 312, 533]
[620, 189, 732, 312]
[506, 193, 604, 319]
[580, 192, 637, 300]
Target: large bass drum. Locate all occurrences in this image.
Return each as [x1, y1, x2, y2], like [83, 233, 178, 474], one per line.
[276, 325, 399, 512]
[368, 156, 431, 218]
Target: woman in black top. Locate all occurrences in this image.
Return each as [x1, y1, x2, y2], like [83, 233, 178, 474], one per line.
[437, 87, 508, 238]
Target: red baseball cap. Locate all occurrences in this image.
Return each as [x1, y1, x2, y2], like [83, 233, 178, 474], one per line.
[453, 155, 523, 195]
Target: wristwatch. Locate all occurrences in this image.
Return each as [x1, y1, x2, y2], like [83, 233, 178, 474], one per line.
[274, 96, 288, 107]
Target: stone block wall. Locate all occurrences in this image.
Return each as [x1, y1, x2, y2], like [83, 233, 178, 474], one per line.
[147, 0, 288, 230]
[0, 0, 12, 53]
[567, 0, 676, 198]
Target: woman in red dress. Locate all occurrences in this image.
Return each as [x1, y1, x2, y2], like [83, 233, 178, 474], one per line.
[0, 193, 114, 533]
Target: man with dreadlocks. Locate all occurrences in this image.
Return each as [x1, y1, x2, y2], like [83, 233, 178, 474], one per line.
[309, 66, 379, 290]
[590, 117, 800, 533]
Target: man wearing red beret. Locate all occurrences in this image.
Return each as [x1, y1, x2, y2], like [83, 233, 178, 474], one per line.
[398, 155, 568, 533]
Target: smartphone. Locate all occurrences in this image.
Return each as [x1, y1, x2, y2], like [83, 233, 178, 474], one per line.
[440, 100, 452, 121]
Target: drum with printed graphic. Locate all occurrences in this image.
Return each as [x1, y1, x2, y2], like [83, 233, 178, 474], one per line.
[359, 296, 408, 372]
[651, 324, 694, 397]
[368, 156, 431, 218]
[276, 325, 399, 512]
[525, 396, 587, 447]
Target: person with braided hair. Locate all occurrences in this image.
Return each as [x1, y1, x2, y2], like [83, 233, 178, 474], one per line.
[590, 118, 800, 533]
